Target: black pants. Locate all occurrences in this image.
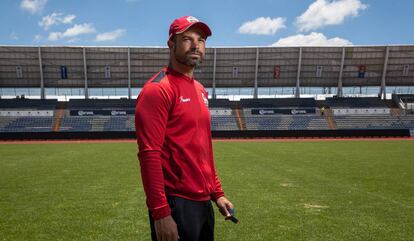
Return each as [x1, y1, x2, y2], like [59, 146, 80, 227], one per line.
[149, 196, 215, 241]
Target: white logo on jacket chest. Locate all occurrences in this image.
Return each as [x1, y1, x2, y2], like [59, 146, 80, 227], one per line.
[180, 96, 191, 103]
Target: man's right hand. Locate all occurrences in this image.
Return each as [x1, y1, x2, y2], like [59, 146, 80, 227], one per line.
[154, 215, 179, 241]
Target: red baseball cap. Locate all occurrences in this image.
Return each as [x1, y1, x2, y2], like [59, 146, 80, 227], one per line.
[169, 16, 212, 40]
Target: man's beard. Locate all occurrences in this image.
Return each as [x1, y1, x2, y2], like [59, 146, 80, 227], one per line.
[174, 49, 204, 67]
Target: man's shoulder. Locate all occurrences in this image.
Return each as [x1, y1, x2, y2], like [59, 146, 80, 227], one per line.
[139, 69, 175, 100]
[143, 69, 174, 91]
[146, 69, 169, 85]
[193, 79, 206, 92]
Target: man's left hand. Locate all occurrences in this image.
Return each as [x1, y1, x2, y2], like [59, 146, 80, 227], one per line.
[215, 196, 234, 218]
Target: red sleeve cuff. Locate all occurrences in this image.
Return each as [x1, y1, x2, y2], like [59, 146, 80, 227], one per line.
[210, 192, 225, 202]
[151, 204, 171, 220]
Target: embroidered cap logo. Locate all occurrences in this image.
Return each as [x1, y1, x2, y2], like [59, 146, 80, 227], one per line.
[186, 16, 199, 23]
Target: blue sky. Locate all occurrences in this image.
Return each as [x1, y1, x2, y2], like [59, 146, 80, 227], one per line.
[1, 0, 413, 47]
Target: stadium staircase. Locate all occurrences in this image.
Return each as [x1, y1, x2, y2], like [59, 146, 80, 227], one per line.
[52, 102, 66, 132]
[91, 117, 107, 131]
[389, 108, 402, 117]
[323, 108, 337, 130]
[384, 100, 402, 117]
[234, 106, 246, 131]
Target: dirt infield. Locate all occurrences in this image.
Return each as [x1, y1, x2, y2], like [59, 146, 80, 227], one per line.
[0, 137, 413, 145]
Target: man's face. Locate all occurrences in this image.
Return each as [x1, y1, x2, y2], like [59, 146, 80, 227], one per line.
[170, 27, 206, 67]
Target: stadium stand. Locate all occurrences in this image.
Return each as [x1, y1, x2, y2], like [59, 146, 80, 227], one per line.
[59, 116, 135, 132]
[56, 99, 136, 132]
[1, 45, 413, 138]
[210, 108, 239, 131]
[104, 116, 135, 131]
[398, 115, 414, 136]
[208, 99, 239, 131]
[0, 99, 57, 132]
[243, 115, 329, 130]
[59, 116, 94, 132]
[334, 115, 405, 129]
[0, 116, 54, 132]
[0, 97, 412, 137]
[239, 98, 329, 131]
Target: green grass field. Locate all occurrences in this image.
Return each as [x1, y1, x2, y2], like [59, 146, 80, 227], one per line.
[1, 140, 413, 241]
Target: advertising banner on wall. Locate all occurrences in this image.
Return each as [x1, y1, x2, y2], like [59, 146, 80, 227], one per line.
[358, 65, 366, 78]
[316, 66, 323, 77]
[232, 66, 238, 78]
[251, 108, 315, 115]
[70, 109, 134, 116]
[403, 64, 410, 76]
[16, 66, 22, 78]
[274, 65, 280, 79]
[60, 66, 68, 79]
[105, 65, 111, 79]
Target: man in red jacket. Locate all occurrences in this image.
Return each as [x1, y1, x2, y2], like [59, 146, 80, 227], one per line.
[135, 16, 234, 241]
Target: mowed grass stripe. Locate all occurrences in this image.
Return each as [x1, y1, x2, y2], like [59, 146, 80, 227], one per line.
[0, 143, 146, 241]
[0, 141, 413, 241]
[214, 141, 414, 241]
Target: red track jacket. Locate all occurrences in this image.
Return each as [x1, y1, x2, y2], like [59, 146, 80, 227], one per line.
[135, 67, 225, 220]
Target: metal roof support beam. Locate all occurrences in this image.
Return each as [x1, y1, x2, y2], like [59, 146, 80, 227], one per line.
[128, 47, 131, 99]
[253, 47, 259, 99]
[212, 48, 217, 99]
[83, 47, 89, 99]
[295, 47, 302, 98]
[380, 46, 389, 99]
[337, 47, 345, 97]
[38, 46, 45, 99]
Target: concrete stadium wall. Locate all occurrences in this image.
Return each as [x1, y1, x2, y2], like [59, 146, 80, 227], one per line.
[2, 45, 414, 88]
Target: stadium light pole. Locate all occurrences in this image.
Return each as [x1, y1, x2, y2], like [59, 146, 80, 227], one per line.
[83, 47, 89, 99]
[337, 47, 345, 97]
[295, 47, 302, 98]
[380, 46, 389, 99]
[38, 46, 45, 99]
[253, 48, 259, 99]
[212, 48, 217, 99]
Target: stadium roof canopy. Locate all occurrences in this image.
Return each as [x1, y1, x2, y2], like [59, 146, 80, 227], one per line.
[0, 45, 413, 99]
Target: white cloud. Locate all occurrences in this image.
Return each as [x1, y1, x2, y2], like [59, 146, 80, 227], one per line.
[62, 14, 76, 24]
[271, 32, 353, 46]
[296, 0, 368, 32]
[67, 38, 80, 43]
[39, 12, 76, 30]
[238, 17, 286, 35]
[47, 32, 62, 41]
[95, 29, 126, 42]
[9, 32, 19, 40]
[33, 34, 43, 42]
[20, 0, 47, 14]
[47, 23, 96, 41]
[64, 23, 95, 37]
